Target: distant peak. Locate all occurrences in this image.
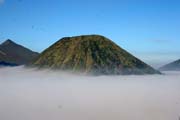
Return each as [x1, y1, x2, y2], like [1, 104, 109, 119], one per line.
[1, 39, 16, 46]
[5, 39, 15, 43]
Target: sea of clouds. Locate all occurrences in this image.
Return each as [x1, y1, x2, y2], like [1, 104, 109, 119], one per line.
[0, 66, 180, 120]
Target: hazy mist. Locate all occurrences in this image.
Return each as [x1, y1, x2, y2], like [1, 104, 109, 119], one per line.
[0, 66, 180, 120]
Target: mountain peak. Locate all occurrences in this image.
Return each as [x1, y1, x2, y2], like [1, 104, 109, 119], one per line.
[33, 35, 160, 75]
[1, 39, 16, 46]
[0, 39, 39, 65]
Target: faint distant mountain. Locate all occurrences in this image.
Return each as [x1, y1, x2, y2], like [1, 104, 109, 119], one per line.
[0, 39, 39, 65]
[159, 59, 180, 71]
[32, 35, 160, 75]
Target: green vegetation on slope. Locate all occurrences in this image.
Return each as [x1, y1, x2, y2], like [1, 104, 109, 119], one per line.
[33, 35, 160, 75]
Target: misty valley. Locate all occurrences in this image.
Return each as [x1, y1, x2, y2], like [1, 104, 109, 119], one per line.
[0, 66, 180, 120]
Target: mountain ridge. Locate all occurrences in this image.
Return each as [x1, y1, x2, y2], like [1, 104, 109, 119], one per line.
[159, 59, 180, 71]
[0, 39, 39, 65]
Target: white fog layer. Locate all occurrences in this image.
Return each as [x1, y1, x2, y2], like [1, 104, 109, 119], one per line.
[0, 66, 180, 120]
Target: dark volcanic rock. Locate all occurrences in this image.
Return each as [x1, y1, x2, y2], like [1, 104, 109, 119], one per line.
[0, 39, 39, 65]
[33, 35, 160, 75]
[0, 61, 18, 67]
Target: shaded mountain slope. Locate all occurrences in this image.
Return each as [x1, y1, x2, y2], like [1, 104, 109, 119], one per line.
[0, 61, 18, 67]
[0, 39, 39, 65]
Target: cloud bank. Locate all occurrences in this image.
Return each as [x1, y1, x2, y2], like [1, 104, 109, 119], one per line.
[0, 66, 180, 120]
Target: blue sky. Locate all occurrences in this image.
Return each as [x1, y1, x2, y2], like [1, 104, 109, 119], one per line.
[0, 0, 180, 67]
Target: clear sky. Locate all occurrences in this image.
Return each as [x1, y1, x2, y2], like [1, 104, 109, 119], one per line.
[0, 0, 180, 67]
